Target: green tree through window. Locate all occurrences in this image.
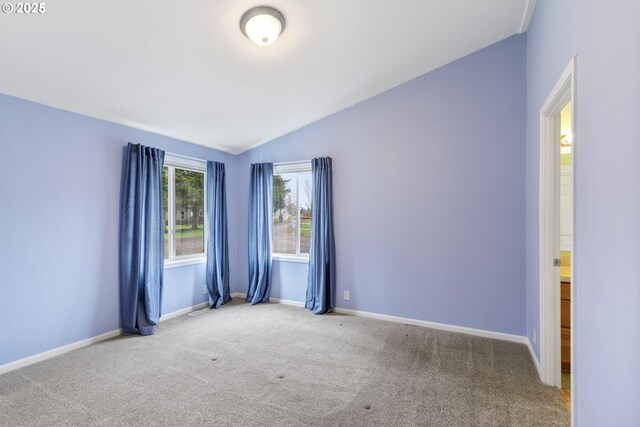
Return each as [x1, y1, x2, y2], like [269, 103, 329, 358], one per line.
[273, 174, 291, 222]
[163, 160, 206, 261]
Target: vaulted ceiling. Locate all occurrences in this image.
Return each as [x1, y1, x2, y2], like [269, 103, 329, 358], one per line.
[0, 0, 536, 153]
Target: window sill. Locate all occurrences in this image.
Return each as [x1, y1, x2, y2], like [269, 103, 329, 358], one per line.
[273, 255, 309, 264]
[164, 257, 206, 269]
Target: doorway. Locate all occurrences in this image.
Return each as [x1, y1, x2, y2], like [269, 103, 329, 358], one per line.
[538, 57, 576, 421]
[559, 101, 573, 410]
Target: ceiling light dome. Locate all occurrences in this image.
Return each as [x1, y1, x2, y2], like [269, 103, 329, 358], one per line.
[240, 6, 285, 46]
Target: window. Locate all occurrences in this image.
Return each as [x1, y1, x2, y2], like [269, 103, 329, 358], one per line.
[163, 154, 207, 265]
[273, 162, 312, 259]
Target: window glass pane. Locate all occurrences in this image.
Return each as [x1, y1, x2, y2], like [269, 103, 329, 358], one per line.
[175, 168, 205, 257]
[273, 173, 297, 255]
[163, 167, 169, 260]
[299, 172, 312, 255]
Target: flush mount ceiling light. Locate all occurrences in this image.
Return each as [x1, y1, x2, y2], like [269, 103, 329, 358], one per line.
[240, 6, 285, 46]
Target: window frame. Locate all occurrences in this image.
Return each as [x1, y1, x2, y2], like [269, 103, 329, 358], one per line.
[164, 154, 207, 269]
[272, 161, 312, 263]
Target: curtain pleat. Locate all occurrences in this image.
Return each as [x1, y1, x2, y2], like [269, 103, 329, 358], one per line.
[246, 163, 273, 305]
[119, 142, 165, 335]
[206, 161, 231, 308]
[306, 157, 336, 315]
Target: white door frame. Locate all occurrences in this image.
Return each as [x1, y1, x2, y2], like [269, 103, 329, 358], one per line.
[539, 56, 576, 410]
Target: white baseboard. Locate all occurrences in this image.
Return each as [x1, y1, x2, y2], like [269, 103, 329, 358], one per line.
[231, 292, 304, 307]
[230, 292, 526, 344]
[0, 301, 211, 376]
[161, 301, 209, 321]
[231, 292, 305, 308]
[526, 338, 542, 379]
[333, 307, 528, 344]
[0, 328, 121, 376]
[269, 297, 305, 308]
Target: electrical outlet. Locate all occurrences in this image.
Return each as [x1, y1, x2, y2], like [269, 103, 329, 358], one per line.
[343, 291, 350, 301]
[203, 285, 208, 295]
[533, 328, 537, 345]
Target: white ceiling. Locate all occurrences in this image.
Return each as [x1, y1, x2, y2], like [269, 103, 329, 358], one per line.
[0, 0, 536, 154]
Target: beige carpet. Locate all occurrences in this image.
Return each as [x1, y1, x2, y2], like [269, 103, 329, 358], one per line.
[0, 298, 569, 426]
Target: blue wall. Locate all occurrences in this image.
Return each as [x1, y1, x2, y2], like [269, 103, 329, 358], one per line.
[236, 35, 527, 335]
[526, 1, 640, 424]
[0, 94, 237, 366]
